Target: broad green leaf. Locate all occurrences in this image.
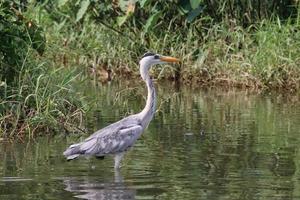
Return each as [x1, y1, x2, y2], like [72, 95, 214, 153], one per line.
[139, 0, 151, 8]
[76, 0, 90, 22]
[189, 0, 201, 9]
[58, 0, 69, 7]
[119, 0, 129, 12]
[178, 0, 192, 14]
[144, 11, 161, 33]
[117, 15, 128, 26]
[187, 6, 204, 22]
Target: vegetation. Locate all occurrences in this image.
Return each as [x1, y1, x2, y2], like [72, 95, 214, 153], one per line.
[0, 0, 86, 137]
[1, 0, 300, 137]
[36, 0, 300, 90]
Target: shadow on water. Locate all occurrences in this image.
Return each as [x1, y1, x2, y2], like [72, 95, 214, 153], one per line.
[0, 81, 300, 199]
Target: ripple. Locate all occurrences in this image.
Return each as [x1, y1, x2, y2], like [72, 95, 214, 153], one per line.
[0, 177, 33, 182]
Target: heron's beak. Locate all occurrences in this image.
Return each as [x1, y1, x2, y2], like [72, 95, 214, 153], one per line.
[160, 56, 180, 63]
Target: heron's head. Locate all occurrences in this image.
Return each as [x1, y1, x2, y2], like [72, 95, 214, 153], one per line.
[139, 52, 180, 80]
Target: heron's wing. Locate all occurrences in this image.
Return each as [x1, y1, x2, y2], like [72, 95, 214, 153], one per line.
[79, 124, 143, 155]
[87, 116, 140, 139]
[63, 116, 142, 159]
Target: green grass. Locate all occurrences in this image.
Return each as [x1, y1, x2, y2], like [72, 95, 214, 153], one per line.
[43, 15, 300, 91]
[0, 50, 88, 137]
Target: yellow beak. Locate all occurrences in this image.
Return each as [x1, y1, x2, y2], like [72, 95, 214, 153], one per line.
[159, 56, 180, 63]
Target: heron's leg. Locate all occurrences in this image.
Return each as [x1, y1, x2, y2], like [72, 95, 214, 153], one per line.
[114, 152, 124, 169]
[114, 169, 123, 182]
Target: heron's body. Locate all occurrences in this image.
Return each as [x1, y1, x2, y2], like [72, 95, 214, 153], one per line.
[63, 53, 179, 169]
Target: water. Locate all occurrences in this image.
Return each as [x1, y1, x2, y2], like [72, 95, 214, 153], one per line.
[1, 81, 300, 200]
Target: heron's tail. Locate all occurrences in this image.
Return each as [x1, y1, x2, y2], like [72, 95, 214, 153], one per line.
[63, 143, 82, 161]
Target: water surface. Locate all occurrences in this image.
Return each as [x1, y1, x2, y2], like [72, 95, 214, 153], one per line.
[1, 82, 300, 199]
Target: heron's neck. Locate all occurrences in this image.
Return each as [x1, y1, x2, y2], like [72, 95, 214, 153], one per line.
[139, 76, 156, 127]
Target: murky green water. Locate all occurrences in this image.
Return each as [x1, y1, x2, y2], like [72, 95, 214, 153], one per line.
[1, 81, 300, 199]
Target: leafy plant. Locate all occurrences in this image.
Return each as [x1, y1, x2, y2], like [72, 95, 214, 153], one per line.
[0, 0, 45, 85]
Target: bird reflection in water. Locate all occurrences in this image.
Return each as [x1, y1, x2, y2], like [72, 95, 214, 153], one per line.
[63, 170, 135, 200]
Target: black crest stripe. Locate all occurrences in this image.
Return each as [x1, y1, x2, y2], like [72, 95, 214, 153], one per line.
[142, 52, 155, 58]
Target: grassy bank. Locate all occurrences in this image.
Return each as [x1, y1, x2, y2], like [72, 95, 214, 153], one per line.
[0, 55, 87, 137]
[46, 21, 300, 92]
[38, 2, 300, 92]
[1, 1, 300, 137]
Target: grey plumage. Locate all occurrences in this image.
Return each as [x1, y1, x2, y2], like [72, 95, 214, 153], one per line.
[63, 53, 179, 169]
[64, 116, 142, 159]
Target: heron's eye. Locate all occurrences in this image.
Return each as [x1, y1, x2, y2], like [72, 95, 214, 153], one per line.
[154, 55, 159, 59]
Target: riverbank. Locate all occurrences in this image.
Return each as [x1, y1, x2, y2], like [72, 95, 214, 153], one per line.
[47, 19, 300, 93]
[56, 23, 300, 93]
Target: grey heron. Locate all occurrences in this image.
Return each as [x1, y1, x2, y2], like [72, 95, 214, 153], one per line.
[63, 52, 180, 169]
